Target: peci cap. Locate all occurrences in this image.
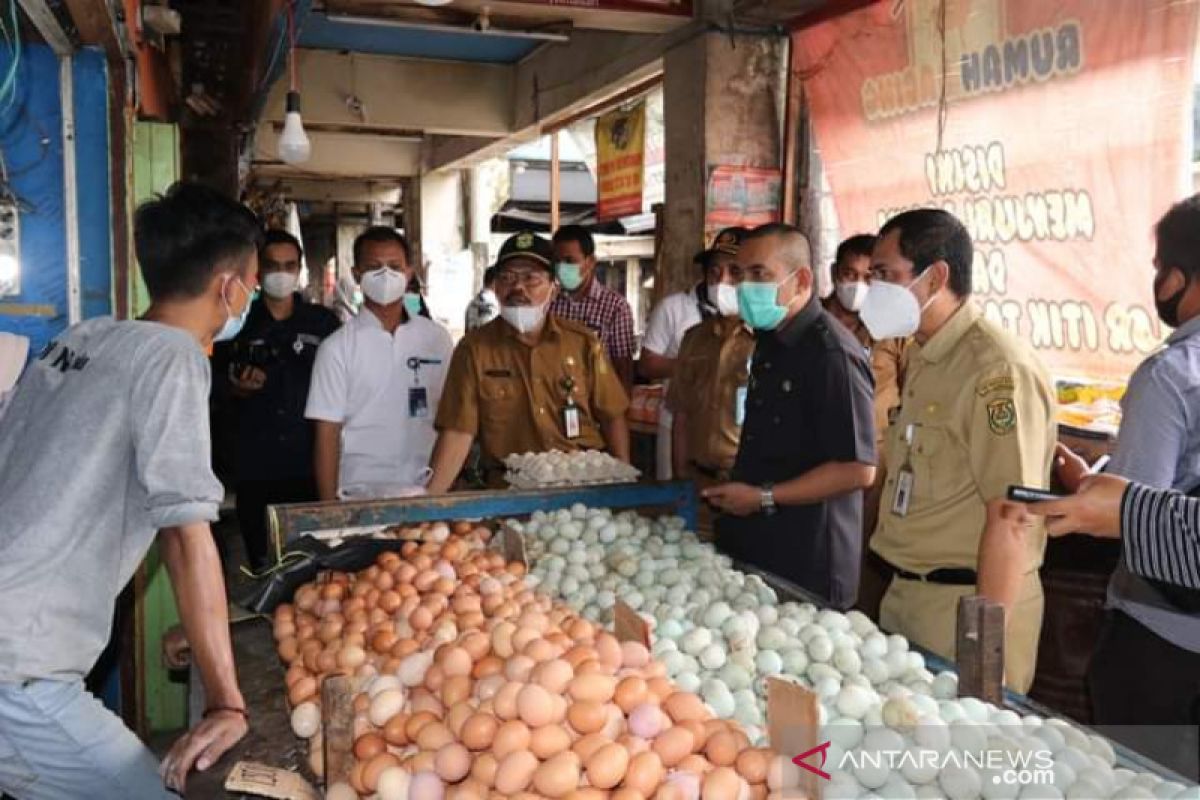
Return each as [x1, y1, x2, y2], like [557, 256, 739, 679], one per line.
[496, 231, 554, 272]
[710, 226, 748, 256]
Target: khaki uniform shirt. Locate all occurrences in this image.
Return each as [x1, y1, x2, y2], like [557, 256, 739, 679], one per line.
[824, 298, 910, 450]
[435, 315, 629, 471]
[666, 316, 757, 472]
[872, 337, 910, 450]
[871, 303, 1056, 574]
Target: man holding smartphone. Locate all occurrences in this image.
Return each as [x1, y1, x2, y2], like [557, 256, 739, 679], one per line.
[212, 229, 339, 570]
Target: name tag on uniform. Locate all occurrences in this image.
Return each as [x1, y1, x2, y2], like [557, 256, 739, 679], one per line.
[409, 386, 429, 418]
[735, 386, 747, 426]
[563, 405, 581, 438]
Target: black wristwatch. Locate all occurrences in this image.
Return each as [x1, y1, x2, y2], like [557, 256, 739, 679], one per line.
[760, 483, 777, 516]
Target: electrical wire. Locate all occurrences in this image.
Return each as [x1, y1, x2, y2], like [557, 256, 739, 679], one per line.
[2, 1, 18, 114]
[0, 0, 20, 116]
[287, 0, 296, 92]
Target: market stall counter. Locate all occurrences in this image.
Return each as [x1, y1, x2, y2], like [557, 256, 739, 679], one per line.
[184, 482, 1196, 799]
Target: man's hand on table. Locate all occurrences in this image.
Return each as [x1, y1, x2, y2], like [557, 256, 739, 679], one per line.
[160, 710, 249, 793]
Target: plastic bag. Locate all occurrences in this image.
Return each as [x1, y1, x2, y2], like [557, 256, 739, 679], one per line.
[241, 535, 410, 615]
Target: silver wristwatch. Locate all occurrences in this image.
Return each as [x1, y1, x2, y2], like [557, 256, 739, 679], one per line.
[760, 483, 777, 516]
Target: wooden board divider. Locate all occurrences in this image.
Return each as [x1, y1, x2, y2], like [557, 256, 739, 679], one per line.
[500, 522, 529, 571]
[767, 676, 824, 800]
[321, 675, 358, 789]
[613, 600, 652, 648]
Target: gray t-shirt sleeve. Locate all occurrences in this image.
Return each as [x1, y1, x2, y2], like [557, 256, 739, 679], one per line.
[1110, 357, 1189, 490]
[130, 340, 222, 529]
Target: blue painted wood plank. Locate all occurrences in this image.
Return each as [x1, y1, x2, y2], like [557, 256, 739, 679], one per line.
[270, 482, 699, 550]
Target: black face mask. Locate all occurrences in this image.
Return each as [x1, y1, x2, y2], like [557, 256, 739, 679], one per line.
[1154, 268, 1188, 328]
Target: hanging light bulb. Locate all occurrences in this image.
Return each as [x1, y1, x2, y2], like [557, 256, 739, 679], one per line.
[277, 2, 311, 165]
[278, 90, 311, 165]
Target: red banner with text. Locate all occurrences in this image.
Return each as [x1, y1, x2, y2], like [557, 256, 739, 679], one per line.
[793, 0, 1198, 382]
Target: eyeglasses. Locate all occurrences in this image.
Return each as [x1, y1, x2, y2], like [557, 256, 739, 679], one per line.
[495, 270, 550, 288]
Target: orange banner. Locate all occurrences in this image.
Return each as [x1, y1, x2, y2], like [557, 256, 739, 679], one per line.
[793, 0, 1199, 382]
[596, 103, 646, 222]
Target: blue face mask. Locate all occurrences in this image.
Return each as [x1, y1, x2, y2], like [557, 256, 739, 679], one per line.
[402, 292, 423, 319]
[737, 270, 799, 331]
[556, 262, 584, 291]
[214, 277, 254, 342]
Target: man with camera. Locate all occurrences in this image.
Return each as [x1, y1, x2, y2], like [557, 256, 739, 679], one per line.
[213, 229, 339, 570]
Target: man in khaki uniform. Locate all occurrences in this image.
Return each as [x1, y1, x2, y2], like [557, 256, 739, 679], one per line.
[427, 232, 630, 492]
[824, 234, 911, 442]
[667, 239, 755, 535]
[824, 233, 912, 616]
[863, 209, 1055, 693]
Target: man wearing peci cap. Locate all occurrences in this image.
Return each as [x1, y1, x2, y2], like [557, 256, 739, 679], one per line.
[640, 227, 747, 480]
[663, 229, 756, 520]
[427, 231, 631, 493]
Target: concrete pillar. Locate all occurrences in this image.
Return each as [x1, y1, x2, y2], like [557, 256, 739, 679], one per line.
[468, 165, 492, 290]
[417, 170, 465, 276]
[660, 32, 788, 298]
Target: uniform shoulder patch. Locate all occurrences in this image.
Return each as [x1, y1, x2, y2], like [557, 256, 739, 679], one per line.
[986, 398, 1017, 436]
[977, 376, 1015, 396]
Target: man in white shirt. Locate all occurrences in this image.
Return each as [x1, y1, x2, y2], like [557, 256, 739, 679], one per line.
[640, 228, 745, 479]
[306, 227, 453, 500]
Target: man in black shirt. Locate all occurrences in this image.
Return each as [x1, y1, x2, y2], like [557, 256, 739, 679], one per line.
[213, 230, 339, 569]
[702, 223, 877, 609]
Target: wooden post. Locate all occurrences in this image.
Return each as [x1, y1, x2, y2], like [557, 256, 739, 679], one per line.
[956, 595, 1006, 705]
[781, 39, 803, 226]
[550, 131, 561, 232]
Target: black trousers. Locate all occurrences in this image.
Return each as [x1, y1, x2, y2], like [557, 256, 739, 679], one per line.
[235, 478, 316, 570]
[1089, 610, 1200, 781]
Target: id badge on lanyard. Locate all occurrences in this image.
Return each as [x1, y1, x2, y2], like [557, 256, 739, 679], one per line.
[891, 424, 917, 517]
[561, 374, 580, 439]
[734, 355, 752, 426]
[406, 356, 441, 419]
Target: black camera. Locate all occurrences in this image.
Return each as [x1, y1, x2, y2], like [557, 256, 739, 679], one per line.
[229, 340, 279, 371]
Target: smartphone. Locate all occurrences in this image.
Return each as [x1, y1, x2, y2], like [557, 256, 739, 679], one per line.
[1007, 485, 1065, 503]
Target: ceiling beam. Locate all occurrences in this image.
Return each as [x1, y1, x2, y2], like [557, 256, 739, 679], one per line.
[423, 26, 680, 172]
[251, 124, 422, 178]
[248, 177, 403, 204]
[16, 0, 75, 54]
[62, 0, 127, 60]
[261, 49, 516, 137]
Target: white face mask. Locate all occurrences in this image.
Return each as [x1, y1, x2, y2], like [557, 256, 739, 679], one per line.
[262, 272, 299, 300]
[708, 282, 741, 317]
[860, 270, 933, 340]
[360, 267, 408, 305]
[500, 302, 547, 334]
[835, 280, 870, 313]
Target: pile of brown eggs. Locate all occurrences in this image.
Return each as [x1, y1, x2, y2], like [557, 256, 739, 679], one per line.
[273, 523, 805, 800]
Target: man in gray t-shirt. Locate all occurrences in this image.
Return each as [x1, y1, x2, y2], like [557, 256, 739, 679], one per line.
[0, 183, 262, 798]
[1057, 194, 1200, 780]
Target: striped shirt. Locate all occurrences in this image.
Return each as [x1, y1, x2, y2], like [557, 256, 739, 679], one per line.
[549, 278, 637, 362]
[1122, 483, 1200, 590]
